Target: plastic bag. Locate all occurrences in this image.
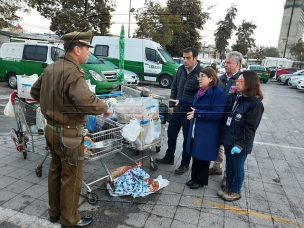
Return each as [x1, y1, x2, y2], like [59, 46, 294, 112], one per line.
[144, 119, 161, 144]
[4, 94, 14, 117]
[36, 107, 46, 132]
[122, 119, 142, 142]
[85, 115, 97, 133]
[17, 74, 39, 99]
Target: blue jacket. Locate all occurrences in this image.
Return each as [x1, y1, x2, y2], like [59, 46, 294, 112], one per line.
[221, 94, 264, 154]
[181, 86, 226, 161]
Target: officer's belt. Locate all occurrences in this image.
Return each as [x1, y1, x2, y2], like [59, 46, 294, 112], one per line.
[47, 121, 83, 133]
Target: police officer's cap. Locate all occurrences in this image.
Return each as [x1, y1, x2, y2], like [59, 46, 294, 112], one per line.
[61, 30, 93, 48]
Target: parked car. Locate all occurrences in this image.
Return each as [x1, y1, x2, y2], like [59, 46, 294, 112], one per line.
[173, 57, 183, 65]
[100, 58, 139, 86]
[247, 65, 269, 83]
[266, 66, 279, 78]
[288, 75, 304, 87]
[275, 68, 298, 81]
[297, 80, 304, 90]
[278, 70, 304, 85]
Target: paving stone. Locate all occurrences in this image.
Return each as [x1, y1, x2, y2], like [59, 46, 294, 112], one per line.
[223, 217, 251, 228]
[144, 214, 172, 228]
[21, 199, 48, 217]
[125, 212, 149, 227]
[162, 181, 184, 194]
[198, 211, 224, 227]
[268, 201, 296, 219]
[4, 180, 33, 194]
[5, 168, 32, 179]
[22, 184, 48, 199]
[151, 205, 176, 219]
[171, 219, 197, 228]
[2, 194, 35, 211]
[0, 165, 18, 176]
[174, 207, 200, 225]
[157, 192, 181, 206]
[0, 190, 17, 206]
[0, 176, 18, 189]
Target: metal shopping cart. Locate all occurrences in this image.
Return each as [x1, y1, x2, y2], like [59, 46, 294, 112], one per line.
[10, 91, 48, 170]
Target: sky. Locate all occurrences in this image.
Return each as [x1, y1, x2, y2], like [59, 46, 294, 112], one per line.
[18, 0, 286, 48]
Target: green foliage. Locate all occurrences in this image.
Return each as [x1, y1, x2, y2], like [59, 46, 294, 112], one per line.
[0, 0, 27, 29]
[134, 1, 180, 47]
[134, 0, 207, 57]
[214, 4, 237, 60]
[28, 0, 115, 35]
[166, 0, 207, 57]
[290, 39, 304, 61]
[263, 47, 280, 58]
[232, 20, 256, 56]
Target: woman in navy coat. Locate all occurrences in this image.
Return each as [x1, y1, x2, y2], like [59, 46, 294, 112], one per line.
[170, 67, 226, 189]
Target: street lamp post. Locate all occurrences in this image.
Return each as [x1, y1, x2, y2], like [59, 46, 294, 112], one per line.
[128, 0, 135, 38]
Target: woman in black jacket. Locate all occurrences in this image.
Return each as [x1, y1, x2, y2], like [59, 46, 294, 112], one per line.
[218, 71, 264, 201]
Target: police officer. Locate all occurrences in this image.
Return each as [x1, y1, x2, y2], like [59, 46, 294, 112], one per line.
[31, 30, 109, 227]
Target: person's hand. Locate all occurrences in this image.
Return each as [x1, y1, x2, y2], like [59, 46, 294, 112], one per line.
[168, 107, 174, 114]
[187, 107, 195, 120]
[231, 146, 241, 154]
[169, 99, 179, 106]
[102, 110, 112, 119]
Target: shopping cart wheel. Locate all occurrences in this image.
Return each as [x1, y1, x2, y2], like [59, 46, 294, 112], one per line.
[35, 166, 42, 177]
[150, 157, 158, 171]
[155, 146, 161, 153]
[23, 152, 27, 159]
[87, 192, 98, 205]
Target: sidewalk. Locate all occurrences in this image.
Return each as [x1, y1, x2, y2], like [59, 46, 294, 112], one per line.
[0, 83, 304, 228]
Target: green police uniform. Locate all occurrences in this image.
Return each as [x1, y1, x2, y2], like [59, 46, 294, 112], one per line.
[31, 30, 107, 226]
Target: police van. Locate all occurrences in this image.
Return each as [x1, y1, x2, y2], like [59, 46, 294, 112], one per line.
[0, 41, 120, 93]
[91, 36, 180, 88]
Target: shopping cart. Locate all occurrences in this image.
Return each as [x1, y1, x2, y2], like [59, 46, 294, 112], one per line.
[101, 86, 169, 172]
[10, 91, 49, 177]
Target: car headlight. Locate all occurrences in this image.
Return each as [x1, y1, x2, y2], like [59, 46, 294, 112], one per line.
[89, 70, 106, 81]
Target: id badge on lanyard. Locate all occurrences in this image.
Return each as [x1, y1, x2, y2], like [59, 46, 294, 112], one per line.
[226, 95, 240, 126]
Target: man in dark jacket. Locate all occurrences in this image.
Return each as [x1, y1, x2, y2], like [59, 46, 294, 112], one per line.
[156, 47, 200, 175]
[209, 51, 243, 176]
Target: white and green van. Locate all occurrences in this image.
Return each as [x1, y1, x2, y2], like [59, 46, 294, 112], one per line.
[91, 36, 180, 88]
[0, 41, 121, 93]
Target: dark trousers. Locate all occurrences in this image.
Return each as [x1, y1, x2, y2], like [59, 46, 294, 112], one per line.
[225, 146, 248, 194]
[165, 113, 191, 167]
[45, 125, 83, 226]
[191, 157, 211, 186]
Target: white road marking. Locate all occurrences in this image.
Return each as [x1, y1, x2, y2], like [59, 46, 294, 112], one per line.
[0, 206, 60, 228]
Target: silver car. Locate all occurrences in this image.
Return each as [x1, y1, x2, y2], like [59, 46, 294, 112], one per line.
[279, 70, 304, 85]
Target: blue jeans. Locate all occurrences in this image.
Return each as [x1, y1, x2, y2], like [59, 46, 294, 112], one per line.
[225, 147, 248, 194]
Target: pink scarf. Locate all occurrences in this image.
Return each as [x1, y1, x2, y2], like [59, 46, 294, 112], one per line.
[197, 87, 210, 98]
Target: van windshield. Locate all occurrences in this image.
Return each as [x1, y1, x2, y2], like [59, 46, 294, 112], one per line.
[87, 53, 104, 64]
[158, 48, 175, 64]
[51, 47, 65, 61]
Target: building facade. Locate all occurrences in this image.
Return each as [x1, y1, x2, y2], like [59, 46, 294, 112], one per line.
[278, 0, 304, 59]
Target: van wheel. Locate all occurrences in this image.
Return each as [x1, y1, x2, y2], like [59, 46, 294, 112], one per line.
[7, 73, 17, 89]
[159, 75, 172, 88]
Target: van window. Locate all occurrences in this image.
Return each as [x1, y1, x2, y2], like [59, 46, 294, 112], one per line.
[146, 48, 161, 63]
[23, 45, 48, 62]
[51, 47, 64, 61]
[94, 45, 109, 57]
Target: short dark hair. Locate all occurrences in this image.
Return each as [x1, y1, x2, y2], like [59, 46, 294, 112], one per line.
[241, 70, 264, 100]
[183, 47, 198, 58]
[64, 41, 87, 52]
[200, 67, 219, 86]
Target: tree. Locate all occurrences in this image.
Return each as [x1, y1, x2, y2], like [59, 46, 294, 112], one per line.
[166, 0, 208, 57]
[0, 0, 28, 29]
[214, 5, 237, 60]
[263, 47, 280, 58]
[28, 0, 115, 35]
[134, 0, 180, 47]
[232, 20, 256, 56]
[290, 39, 304, 61]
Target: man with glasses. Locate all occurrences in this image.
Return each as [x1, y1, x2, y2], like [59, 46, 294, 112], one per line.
[156, 47, 200, 175]
[209, 51, 244, 176]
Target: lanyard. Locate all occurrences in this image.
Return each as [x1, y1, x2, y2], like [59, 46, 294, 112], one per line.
[230, 95, 241, 116]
